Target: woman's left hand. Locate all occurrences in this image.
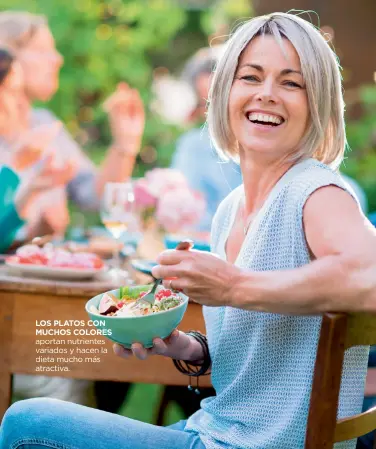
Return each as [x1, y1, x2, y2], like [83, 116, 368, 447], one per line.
[103, 82, 145, 153]
[152, 249, 242, 307]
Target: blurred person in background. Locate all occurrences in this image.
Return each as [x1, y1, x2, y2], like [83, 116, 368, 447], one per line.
[0, 46, 92, 406]
[170, 47, 242, 236]
[0, 11, 145, 241]
[0, 48, 75, 253]
[0, 11, 144, 412]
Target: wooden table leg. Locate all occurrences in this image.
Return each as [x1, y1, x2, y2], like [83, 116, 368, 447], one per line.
[0, 293, 14, 418]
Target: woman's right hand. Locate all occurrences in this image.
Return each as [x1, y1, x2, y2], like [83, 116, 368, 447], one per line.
[11, 122, 62, 171]
[113, 329, 197, 361]
[15, 154, 76, 219]
[103, 82, 145, 154]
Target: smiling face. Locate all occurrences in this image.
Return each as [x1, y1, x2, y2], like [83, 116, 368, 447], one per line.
[228, 35, 309, 160]
[17, 25, 63, 102]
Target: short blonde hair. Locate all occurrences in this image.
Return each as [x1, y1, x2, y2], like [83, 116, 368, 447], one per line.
[0, 11, 47, 50]
[208, 12, 346, 169]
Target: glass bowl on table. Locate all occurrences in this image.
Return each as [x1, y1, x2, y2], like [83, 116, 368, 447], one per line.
[85, 284, 188, 348]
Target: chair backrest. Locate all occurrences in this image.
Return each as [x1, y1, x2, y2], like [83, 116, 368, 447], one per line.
[305, 312, 376, 449]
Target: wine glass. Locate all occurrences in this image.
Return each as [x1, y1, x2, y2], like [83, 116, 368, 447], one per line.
[100, 182, 135, 282]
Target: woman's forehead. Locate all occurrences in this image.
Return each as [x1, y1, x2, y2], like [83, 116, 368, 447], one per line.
[23, 25, 54, 50]
[238, 35, 301, 72]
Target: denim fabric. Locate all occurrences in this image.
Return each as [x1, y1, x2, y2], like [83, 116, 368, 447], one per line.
[0, 398, 206, 449]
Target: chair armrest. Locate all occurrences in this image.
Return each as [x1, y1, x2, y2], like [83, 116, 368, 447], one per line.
[334, 406, 376, 442]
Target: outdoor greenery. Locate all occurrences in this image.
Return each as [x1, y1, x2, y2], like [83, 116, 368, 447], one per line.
[1, 0, 251, 176]
[2, 0, 375, 211]
[344, 85, 376, 211]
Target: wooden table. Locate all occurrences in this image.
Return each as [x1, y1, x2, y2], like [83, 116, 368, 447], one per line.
[0, 266, 209, 419]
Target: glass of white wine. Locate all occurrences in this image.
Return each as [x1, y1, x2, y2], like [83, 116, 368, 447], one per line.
[100, 182, 135, 282]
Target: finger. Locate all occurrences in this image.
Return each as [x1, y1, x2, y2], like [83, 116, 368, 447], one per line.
[166, 329, 180, 344]
[118, 81, 129, 91]
[162, 278, 173, 289]
[113, 343, 132, 359]
[131, 342, 148, 360]
[152, 264, 182, 280]
[163, 278, 186, 292]
[156, 249, 192, 265]
[103, 87, 130, 111]
[150, 338, 167, 355]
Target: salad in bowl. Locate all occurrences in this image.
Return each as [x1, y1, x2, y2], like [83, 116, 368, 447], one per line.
[86, 284, 188, 348]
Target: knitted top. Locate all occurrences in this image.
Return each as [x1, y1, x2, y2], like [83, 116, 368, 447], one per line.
[185, 158, 369, 449]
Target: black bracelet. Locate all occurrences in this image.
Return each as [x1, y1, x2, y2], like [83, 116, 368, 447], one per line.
[172, 330, 211, 395]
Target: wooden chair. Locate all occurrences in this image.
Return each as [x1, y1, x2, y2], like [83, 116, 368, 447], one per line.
[305, 312, 376, 449]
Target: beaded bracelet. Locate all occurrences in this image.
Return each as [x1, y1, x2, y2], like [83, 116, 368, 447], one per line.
[172, 330, 211, 395]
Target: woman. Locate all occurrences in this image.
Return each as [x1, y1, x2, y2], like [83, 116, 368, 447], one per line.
[1, 12, 374, 449]
[0, 46, 93, 406]
[0, 47, 74, 252]
[0, 11, 145, 239]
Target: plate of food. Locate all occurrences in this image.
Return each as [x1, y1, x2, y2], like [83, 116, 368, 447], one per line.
[86, 284, 188, 348]
[6, 244, 107, 280]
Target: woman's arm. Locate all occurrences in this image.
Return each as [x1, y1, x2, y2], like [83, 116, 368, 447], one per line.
[153, 186, 376, 314]
[230, 186, 376, 313]
[0, 203, 25, 253]
[67, 84, 144, 209]
[230, 253, 376, 314]
[95, 83, 144, 195]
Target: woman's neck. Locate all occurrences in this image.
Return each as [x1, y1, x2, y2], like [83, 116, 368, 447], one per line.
[239, 152, 293, 216]
[1, 94, 32, 142]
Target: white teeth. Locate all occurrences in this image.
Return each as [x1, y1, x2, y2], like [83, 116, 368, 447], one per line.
[247, 112, 283, 125]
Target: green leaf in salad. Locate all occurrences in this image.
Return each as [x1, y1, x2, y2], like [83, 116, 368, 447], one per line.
[119, 285, 150, 300]
[158, 297, 181, 311]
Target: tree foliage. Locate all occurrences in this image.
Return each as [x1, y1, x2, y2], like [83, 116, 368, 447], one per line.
[1, 1, 375, 211]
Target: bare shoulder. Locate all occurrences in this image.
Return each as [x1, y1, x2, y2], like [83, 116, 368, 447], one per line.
[303, 185, 376, 259]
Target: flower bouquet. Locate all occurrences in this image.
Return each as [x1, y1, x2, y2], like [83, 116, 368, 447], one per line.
[133, 168, 206, 234]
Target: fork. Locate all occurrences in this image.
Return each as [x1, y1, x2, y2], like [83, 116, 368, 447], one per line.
[130, 239, 194, 309]
[130, 277, 163, 309]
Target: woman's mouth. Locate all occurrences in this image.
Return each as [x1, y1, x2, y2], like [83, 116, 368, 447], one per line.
[246, 112, 285, 128]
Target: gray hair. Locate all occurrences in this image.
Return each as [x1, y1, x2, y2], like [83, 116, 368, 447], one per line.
[181, 47, 218, 94]
[208, 12, 346, 169]
[0, 12, 47, 50]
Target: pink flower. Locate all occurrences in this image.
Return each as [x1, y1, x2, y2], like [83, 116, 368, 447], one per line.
[144, 168, 188, 197]
[156, 187, 206, 233]
[133, 178, 157, 209]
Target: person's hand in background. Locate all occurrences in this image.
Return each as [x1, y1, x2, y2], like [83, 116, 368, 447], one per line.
[103, 82, 145, 155]
[10, 121, 62, 171]
[15, 153, 76, 219]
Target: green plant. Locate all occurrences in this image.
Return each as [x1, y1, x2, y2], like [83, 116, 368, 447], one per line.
[344, 85, 376, 211]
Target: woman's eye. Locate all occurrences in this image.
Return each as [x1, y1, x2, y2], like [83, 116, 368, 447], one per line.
[240, 75, 259, 82]
[284, 81, 302, 88]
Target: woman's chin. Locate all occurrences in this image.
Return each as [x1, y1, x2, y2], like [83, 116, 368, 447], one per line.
[240, 141, 287, 158]
[29, 84, 58, 102]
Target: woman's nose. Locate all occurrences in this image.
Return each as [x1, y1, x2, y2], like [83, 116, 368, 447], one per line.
[255, 79, 277, 104]
[53, 51, 64, 68]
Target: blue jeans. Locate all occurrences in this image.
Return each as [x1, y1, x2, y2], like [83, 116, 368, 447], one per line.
[0, 398, 206, 449]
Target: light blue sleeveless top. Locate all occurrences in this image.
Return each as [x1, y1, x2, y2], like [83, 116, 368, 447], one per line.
[185, 158, 369, 449]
